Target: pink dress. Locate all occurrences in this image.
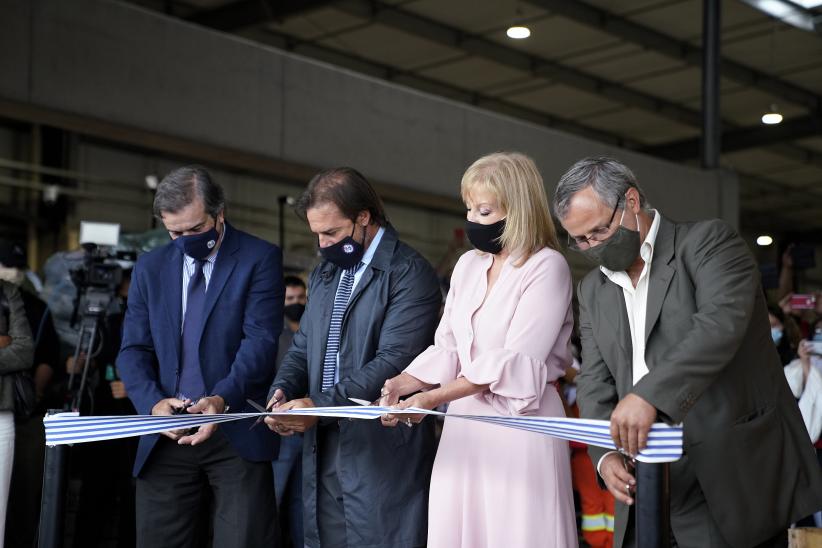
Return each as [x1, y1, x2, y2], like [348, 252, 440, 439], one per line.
[406, 248, 578, 548]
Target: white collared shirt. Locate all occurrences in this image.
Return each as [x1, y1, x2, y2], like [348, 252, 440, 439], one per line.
[331, 226, 385, 383]
[600, 209, 661, 385]
[595, 210, 661, 476]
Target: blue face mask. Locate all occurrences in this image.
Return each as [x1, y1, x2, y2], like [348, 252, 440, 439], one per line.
[771, 327, 783, 345]
[173, 219, 221, 260]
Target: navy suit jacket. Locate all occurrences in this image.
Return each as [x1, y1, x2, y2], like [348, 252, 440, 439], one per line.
[118, 223, 283, 476]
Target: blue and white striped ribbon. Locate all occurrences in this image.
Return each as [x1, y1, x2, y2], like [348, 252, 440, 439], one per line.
[44, 406, 682, 463]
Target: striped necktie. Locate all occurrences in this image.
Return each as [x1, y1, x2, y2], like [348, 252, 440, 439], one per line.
[179, 259, 207, 400]
[321, 263, 361, 391]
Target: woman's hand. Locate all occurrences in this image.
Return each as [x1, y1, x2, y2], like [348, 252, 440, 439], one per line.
[799, 340, 811, 364]
[379, 373, 430, 427]
[378, 373, 434, 406]
[798, 341, 812, 384]
[378, 375, 403, 408]
[381, 391, 437, 428]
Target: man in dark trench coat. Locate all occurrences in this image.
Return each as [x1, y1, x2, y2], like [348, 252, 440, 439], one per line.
[266, 167, 441, 548]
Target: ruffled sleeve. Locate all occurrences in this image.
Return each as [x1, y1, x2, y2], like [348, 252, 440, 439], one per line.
[461, 251, 573, 415]
[404, 278, 460, 387]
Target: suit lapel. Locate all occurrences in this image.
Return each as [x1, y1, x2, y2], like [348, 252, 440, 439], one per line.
[346, 266, 374, 314]
[644, 217, 676, 345]
[344, 226, 397, 321]
[599, 277, 632, 360]
[163, 246, 184, 363]
[596, 275, 633, 395]
[196, 225, 239, 343]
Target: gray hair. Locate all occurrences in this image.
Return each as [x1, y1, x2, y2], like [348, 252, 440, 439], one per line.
[552, 156, 649, 220]
[153, 165, 225, 219]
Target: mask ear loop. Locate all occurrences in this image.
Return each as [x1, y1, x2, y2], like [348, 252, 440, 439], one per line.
[213, 216, 225, 247]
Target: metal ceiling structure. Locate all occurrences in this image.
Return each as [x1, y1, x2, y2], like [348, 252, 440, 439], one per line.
[126, 0, 822, 236]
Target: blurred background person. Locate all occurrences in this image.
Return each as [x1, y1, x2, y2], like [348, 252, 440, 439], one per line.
[768, 305, 799, 366]
[0, 240, 61, 548]
[0, 279, 34, 547]
[273, 274, 307, 548]
[562, 333, 616, 548]
[784, 317, 822, 528]
[381, 152, 577, 548]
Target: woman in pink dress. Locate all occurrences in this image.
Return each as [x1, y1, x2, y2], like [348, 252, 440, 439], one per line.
[381, 151, 578, 548]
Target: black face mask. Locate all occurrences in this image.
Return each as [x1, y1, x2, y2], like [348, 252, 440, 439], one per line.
[319, 224, 365, 270]
[579, 211, 641, 272]
[172, 218, 221, 260]
[283, 303, 305, 323]
[465, 218, 505, 255]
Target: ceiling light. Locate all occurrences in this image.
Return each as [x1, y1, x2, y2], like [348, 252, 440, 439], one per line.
[739, 0, 817, 32]
[506, 26, 530, 39]
[145, 174, 159, 190]
[790, 0, 822, 8]
[756, 235, 774, 246]
[761, 105, 783, 125]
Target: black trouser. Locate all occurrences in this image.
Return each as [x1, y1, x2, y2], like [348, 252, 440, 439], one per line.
[136, 431, 278, 548]
[622, 455, 788, 548]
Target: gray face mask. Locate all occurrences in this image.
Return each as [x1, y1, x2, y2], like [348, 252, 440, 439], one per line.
[581, 211, 641, 271]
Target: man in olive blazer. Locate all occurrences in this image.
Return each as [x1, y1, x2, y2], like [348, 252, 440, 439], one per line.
[554, 157, 822, 548]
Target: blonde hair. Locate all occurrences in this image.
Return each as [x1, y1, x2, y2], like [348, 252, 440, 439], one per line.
[461, 152, 560, 265]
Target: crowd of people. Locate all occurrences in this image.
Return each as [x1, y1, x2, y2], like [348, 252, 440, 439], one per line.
[0, 153, 820, 548]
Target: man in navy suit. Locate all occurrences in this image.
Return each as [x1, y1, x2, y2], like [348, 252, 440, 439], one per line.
[118, 166, 284, 548]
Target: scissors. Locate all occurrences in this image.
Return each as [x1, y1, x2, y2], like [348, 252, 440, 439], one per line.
[246, 397, 282, 430]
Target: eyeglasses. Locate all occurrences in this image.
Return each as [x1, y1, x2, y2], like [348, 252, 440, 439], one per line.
[567, 201, 620, 251]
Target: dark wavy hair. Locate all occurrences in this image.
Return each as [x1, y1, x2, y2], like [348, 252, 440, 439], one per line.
[295, 167, 386, 226]
[153, 165, 225, 219]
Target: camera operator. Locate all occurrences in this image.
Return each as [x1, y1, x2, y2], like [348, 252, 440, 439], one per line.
[0, 240, 61, 548]
[0, 278, 34, 545]
[73, 263, 138, 547]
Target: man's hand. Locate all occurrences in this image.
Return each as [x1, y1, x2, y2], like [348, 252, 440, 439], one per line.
[110, 380, 128, 399]
[265, 398, 317, 435]
[609, 393, 656, 458]
[0, 335, 11, 348]
[66, 353, 92, 375]
[778, 293, 793, 317]
[600, 452, 636, 505]
[151, 397, 191, 441]
[266, 389, 287, 410]
[178, 395, 226, 446]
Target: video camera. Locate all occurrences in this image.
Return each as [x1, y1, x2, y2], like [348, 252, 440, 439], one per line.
[66, 222, 136, 412]
[69, 222, 135, 322]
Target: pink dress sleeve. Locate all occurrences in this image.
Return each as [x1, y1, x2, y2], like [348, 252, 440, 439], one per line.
[462, 252, 572, 415]
[404, 276, 460, 387]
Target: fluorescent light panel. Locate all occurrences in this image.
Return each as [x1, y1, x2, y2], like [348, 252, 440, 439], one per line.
[790, 0, 822, 8]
